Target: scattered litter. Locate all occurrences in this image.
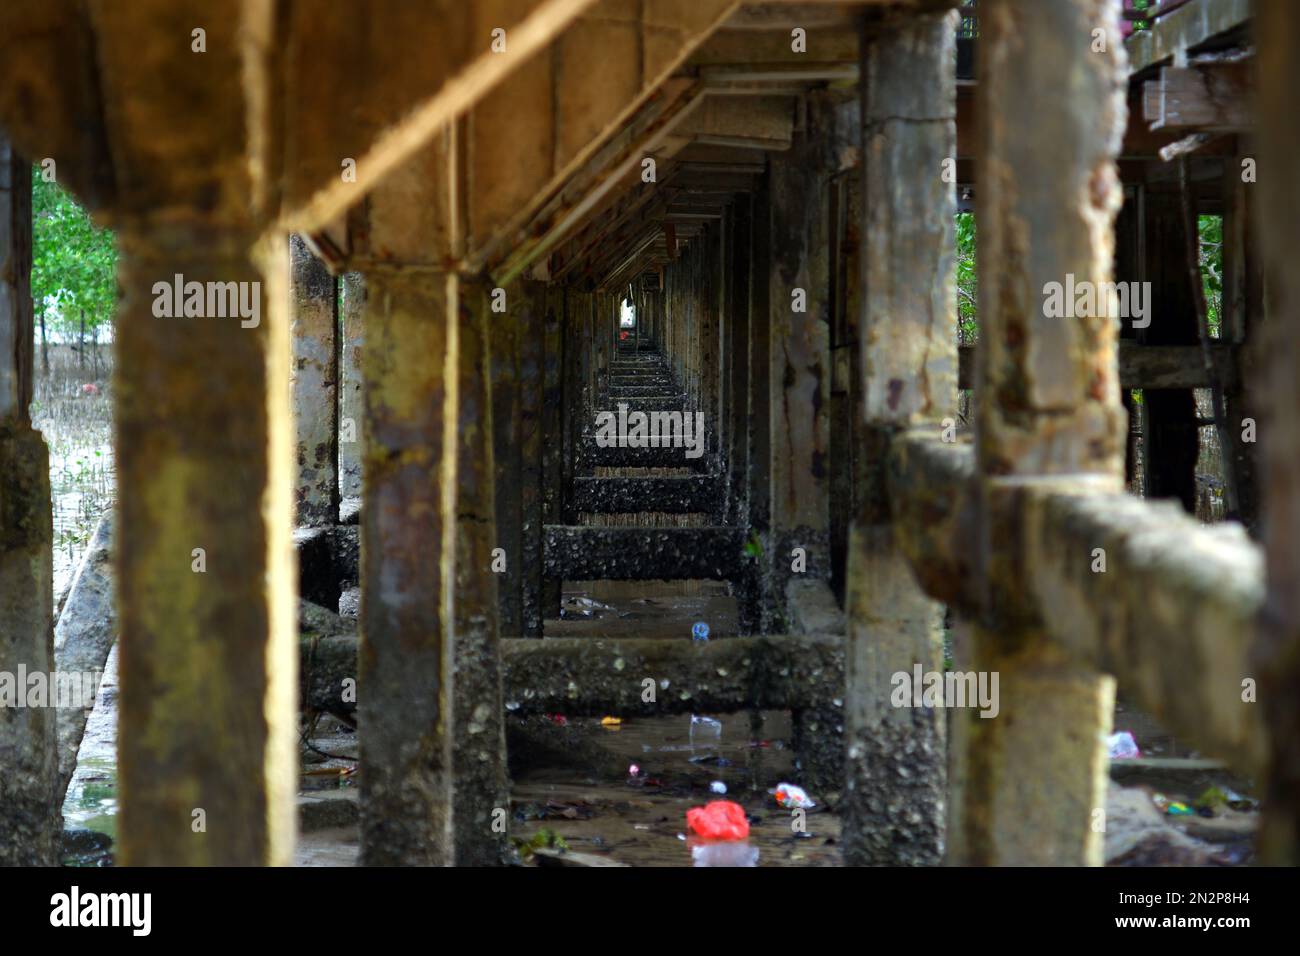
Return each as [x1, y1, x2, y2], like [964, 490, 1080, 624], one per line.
[686, 800, 750, 841]
[1195, 785, 1258, 813]
[559, 596, 614, 620]
[517, 800, 596, 822]
[1106, 731, 1141, 760]
[689, 754, 731, 767]
[710, 781, 727, 795]
[692, 842, 759, 867]
[1166, 802, 1194, 816]
[600, 716, 623, 727]
[689, 715, 722, 744]
[544, 713, 568, 727]
[692, 621, 710, 641]
[772, 783, 816, 810]
[628, 764, 640, 777]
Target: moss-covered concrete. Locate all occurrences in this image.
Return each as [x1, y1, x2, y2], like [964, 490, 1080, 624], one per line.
[113, 228, 296, 866]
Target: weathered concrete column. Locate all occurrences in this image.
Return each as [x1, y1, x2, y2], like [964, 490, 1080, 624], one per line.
[842, 12, 955, 866]
[115, 228, 296, 866]
[339, 272, 366, 501]
[358, 267, 458, 865]
[519, 281, 545, 636]
[956, 0, 1126, 866]
[452, 279, 507, 865]
[0, 138, 59, 865]
[768, 99, 837, 788]
[492, 285, 524, 638]
[540, 284, 564, 618]
[1255, 0, 1300, 866]
[725, 197, 753, 529]
[765, 102, 833, 626]
[741, 179, 774, 635]
[289, 235, 339, 526]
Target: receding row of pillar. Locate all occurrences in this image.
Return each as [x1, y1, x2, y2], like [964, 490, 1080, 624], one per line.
[4, 0, 1299, 867]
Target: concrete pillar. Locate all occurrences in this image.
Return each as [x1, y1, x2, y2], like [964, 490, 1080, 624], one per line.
[742, 179, 774, 635]
[957, 0, 1126, 866]
[0, 138, 59, 865]
[1255, 0, 1300, 865]
[492, 285, 524, 638]
[540, 284, 564, 618]
[766, 103, 832, 626]
[340, 272, 366, 501]
[768, 101, 836, 789]
[519, 281, 545, 637]
[289, 235, 339, 526]
[115, 228, 296, 865]
[358, 268, 458, 865]
[1219, 149, 1262, 532]
[452, 280, 507, 865]
[842, 12, 956, 866]
[725, 197, 753, 529]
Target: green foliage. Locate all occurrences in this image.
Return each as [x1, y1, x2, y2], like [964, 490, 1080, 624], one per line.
[512, 828, 569, 859]
[955, 212, 1225, 342]
[1199, 215, 1222, 338]
[955, 212, 977, 343]
[31, 167, 117, 339]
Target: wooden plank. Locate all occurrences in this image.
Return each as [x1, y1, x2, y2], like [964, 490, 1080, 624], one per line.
[957, 341, 1241, 390]
[1149, 62, 1252, 132]
[1127, 0, 1253, 76]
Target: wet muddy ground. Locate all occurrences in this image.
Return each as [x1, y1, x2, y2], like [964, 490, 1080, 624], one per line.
[54, 573, 1261, 868]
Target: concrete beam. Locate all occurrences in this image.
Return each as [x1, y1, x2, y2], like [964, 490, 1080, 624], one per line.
[569, 475, 720, 514]
[301, 618, 844, 719]
[542, 526, 747, 580]
[279, 0, 602, 233]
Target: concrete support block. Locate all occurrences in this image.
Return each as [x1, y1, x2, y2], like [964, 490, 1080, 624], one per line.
[289, 234, 338, 526]
[357, 267, 458, 865]
[114, 228, 296, 865]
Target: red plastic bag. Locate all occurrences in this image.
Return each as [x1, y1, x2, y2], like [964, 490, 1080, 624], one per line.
[686, 800, 749, 841]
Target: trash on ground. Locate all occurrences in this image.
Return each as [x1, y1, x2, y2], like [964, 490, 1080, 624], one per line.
[689, 754, 731, 767]
[1106, 730, 1141, 759]
[710, 780, 727, 794]
[692, 842, 759, 867]
[560, 596, 615, 620]
[686, 800, 750, 841]
[692, 621, 710, 641]
[689, 715, 722, 744]
[1195, 785, 1257, 813]
[600, 716, 623, 727]
[773, 783, 816, 810]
